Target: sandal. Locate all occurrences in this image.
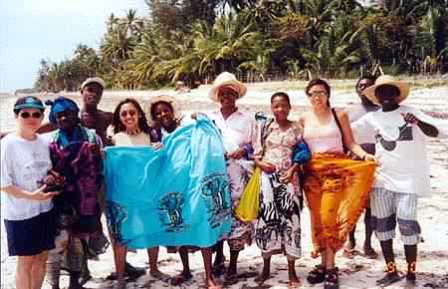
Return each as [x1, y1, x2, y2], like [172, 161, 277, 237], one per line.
[223, 273, 238, 285]
[212, 262, 226, 277]
[150, 270, 171, 282]
[324, 268, 339, 289]
[363, 246, 378, 259]
[170, 272, 193, 286]
[343, 248, 361, 259]
[307, 265, 326, 284]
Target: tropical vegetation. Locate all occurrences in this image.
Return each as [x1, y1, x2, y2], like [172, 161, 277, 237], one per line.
[34, 0, 448, 91]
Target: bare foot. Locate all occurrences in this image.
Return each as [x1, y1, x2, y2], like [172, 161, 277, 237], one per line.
[310, 250, 320, 258]
[288, 275, 300, 289]
[206, 278, 221, 289]
[254, 271, 270, 284]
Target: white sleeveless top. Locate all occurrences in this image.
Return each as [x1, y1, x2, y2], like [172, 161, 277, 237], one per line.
[303, 116, 344, 154]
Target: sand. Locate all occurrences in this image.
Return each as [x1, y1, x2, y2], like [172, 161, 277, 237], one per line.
[1, 81, 447, 289]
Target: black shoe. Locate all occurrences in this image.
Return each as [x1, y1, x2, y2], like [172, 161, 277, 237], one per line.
[376, 272, 402, 286]
[406, 271, 416, 285]
[125, 262, 146, 275]
[324, 268, 339, 289]
[307, 265, 326, 284]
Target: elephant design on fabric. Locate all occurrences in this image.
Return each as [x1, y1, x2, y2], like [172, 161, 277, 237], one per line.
[106, 201, 128, 244]
[200, 173, 232, 228]
[159, 192, 186, 232]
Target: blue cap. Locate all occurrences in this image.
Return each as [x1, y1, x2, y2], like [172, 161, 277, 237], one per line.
[14, 96, 45, 113]
[46, 96, 80, 124]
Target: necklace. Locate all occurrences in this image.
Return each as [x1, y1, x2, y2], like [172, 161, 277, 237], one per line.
[126, 128, 141, 135]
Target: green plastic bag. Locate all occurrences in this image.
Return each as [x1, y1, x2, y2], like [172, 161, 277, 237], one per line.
[235, 167, 261, 222]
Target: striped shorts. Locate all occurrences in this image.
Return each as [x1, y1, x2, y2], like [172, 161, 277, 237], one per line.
[370, 188, 421, 245]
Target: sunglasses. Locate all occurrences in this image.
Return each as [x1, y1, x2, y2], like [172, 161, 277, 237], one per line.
[307, 91, 328, 97]
[120, 110, 137, 117]
[20, 112, 42, 119]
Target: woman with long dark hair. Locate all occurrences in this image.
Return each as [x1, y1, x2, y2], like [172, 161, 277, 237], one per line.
[300, 79, 376, 289]
[107, 98, 167, 289]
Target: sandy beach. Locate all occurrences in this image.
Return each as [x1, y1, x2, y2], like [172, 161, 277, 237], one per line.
[1, 81, 447, 289]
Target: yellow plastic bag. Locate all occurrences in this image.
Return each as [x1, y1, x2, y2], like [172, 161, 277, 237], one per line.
[235, 167, 261, 222]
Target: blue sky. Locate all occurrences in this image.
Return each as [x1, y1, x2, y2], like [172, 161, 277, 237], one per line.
[0, 0, 148, 93]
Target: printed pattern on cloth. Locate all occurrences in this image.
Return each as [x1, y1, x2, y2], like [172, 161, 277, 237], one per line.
[255, 172, 301, 259]
[303, 153, 376, 252]
[254, 121, 303, 258]
[104, 116, 232, 249]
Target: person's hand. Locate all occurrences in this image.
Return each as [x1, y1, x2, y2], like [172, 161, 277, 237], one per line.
[227, 148, 245, 160]
[363, 153, 377, 163]
[152, 142, 163, 150]
[257, 161, 276, 174]
[401, 112, 420, 125]
[279, 168, 294, 184]
[29, 185, 59, 201]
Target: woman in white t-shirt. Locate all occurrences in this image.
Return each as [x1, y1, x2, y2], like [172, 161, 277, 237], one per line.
[1, 96, 59, 289]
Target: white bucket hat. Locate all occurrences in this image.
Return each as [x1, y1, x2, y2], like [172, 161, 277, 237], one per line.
[363, 75, 410, 105]
[81, 77, 106, 90]
[208, 72, 247, 102]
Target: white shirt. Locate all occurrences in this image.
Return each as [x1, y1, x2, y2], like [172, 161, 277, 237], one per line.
[209, 110, 256, 201]
[208, 110, 256, 153]
[352, 105, 448, 197]
[1, 134, 53, 220]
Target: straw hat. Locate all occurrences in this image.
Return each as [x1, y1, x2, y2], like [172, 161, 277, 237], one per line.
[363, 75, 410, 105]
[208, 72, 247, 102]
[146, 95, 182, 126]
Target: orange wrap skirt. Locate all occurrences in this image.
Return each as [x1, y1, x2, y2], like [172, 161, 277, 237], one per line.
[303, 153, 376, 252]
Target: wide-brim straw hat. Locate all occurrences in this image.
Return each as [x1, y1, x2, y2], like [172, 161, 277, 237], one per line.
[208, 72, 247, 102]
[146, 95, 182, 126]
[363, 75, 410, 105]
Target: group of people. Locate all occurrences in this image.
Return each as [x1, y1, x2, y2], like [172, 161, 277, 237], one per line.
[1, 72, 446, 289]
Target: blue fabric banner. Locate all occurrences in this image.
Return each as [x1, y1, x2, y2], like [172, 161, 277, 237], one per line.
[104, 116, 232, 249]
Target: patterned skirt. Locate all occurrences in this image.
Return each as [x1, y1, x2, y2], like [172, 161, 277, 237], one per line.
[303, 153, 376, 252]
[255, 172, 301, 259]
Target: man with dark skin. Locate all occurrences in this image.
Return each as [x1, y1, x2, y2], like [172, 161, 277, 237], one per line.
[36, 77, 112, 144]
[345, 75, 379, 259]
[353, 75, 446, 286]
[78, 78, 113, 144]
[45, 97, 103, 289]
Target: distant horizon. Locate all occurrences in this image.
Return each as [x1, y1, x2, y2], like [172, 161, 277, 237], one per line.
[0, 0, 148, 93]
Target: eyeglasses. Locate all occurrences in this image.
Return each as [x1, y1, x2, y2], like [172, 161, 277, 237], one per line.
[307, 91, 328, 97]
[19, 112, 42, 119]
[120, 110, 137, 117]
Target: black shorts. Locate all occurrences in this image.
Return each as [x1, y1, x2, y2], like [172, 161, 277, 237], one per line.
[4, 209, 57, 256]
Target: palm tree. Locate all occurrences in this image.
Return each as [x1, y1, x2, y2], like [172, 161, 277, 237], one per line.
[193, 12, 263, 74]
